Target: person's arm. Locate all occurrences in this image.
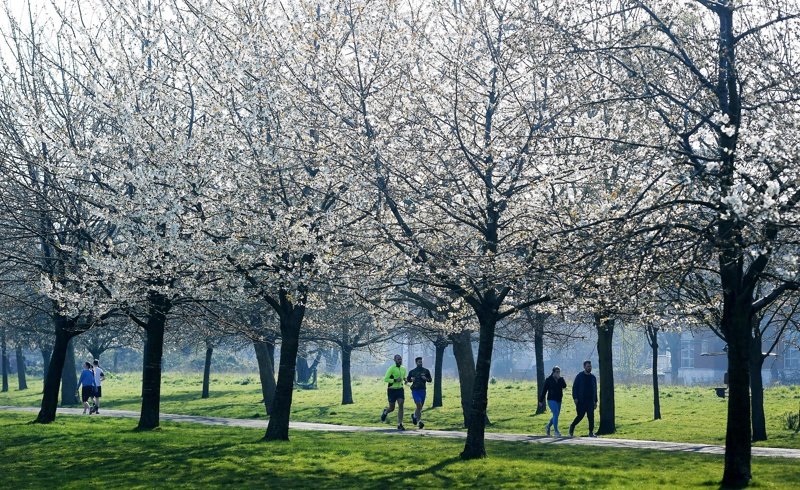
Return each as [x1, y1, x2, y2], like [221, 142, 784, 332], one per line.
[572, 374, 581, 404]
[559, 378, 567, 390]
[406, 368, 414, 383]
[593, 375, 598, 405]
[425, 369, 432, 382]
[384, 367, 394, 384]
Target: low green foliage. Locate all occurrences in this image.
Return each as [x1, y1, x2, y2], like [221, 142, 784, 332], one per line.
[1, 411, 798, 489]
[3, 372, 799, 448]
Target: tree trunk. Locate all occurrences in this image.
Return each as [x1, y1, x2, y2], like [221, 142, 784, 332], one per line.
[450, 329, 476, 427]
[201, 345, 213, 399]
[595, 314, 615, 435]
[533, 314, 546, 415]
[433, 336, 447, 408]
[1, 325, 8, 392]
[16, 346, 27, 391]
[40, 347, 52, 392]
[750, 348, 767, 442]
[749, 313, 768, 442]
[88, 348, 106, 363]
[650, 328, 661, 420]
[254, 340, 276, 415]
[722, 305, 752, 486]
[35, 316, 77, 424]
[296, 353, 310, 384]
[60, 337, 79, 406]
[341, 345, 353, 405]
[460, 305, 498, 460]
[137, 292, 171, 431]
[264, 300, 305, 441]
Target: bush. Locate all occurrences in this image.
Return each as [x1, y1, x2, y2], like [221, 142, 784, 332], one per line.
[783, 411, 799, 432]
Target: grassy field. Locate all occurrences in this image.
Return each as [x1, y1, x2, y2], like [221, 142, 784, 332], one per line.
[2, 371, 799, 449]
[1, 411, 799, 489]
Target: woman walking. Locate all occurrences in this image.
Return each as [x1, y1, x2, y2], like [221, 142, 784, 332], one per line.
[538, 366, 567, 436]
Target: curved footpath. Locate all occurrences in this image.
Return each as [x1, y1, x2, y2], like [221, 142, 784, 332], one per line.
[2, 405, 799, 459]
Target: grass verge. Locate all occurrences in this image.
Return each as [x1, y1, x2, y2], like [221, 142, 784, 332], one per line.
[1, 411, 798, 489]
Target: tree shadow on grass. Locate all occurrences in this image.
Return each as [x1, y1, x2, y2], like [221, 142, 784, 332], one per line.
[394, 456, 461, 486]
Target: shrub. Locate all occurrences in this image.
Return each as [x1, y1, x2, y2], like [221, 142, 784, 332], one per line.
[783, 411, 799, 432]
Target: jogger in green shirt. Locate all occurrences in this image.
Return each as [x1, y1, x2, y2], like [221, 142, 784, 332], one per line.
[380, 354, 407, 430]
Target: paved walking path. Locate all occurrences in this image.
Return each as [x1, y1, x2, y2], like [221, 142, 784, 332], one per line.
[3, 405, 799, 459]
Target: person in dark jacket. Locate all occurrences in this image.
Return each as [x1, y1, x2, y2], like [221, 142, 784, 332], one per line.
[569, 360, 598, 437]
[538, 366, 567, 436]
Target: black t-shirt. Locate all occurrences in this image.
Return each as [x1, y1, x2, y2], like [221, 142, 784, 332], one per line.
[406, 367, 432, 390]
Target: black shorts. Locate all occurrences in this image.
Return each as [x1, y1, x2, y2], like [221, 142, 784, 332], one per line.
[94, 386, 102, 398]
[81, 386, 95, 402]
[387, 388, 404, 403]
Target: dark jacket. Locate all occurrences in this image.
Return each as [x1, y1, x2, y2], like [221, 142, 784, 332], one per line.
[572, 371, 598, 408]
[406, 367, 432, 391]
[539, 375, 567, 404]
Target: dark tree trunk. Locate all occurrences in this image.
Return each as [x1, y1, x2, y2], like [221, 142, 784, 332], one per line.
[460, 304, 498, 460]
[1, 325, 8, 392]
[595, 314, 615, 435]
[35, 316, 78, 424]
[16, 345, 27, 391]
[750, 350, 766, 442]
[296, 353, 310, 384]
[60, 337, 79, 406]
[749, 324, 767, 442]
[87, 348, 106, 363]
[40, 347, 52, 391]
[645, 325, 661, 420]
[265, 299, 306, 441]
[141, 337, 149, 398]
[533, 313, 547, 414]
[113, 349, 120, 372]
[433, 336, 448, 408]
[201, 345, 213, 399]
[722, 305, 752, 486]
[450, 329, 476, 427]
[341, 345, 353, 405]
[137, 292, 171, 431]
[254, 340, 276, 415]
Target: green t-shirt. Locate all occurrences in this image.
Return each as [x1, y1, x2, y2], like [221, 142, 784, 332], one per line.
[384, 365, 407, 390]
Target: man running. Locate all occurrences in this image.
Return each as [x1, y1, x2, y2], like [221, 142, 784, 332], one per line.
[380, 354, 407, 430]
[77, 362, 96, 415]
[406, 357, 432, 429]
[90, 359, 105, 414]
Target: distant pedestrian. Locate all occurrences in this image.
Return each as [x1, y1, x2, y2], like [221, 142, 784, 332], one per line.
[91, 359, 105, 414]
[568, 360, 598, 437]
[77, 362, 96, 415]
[380, 354, 407, 430]
[538, 366, 567, 437]
[406, 357, 432, 429]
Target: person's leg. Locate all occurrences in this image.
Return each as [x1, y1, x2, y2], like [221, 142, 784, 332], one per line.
[82, 389, 90, 414]
[397, 397, 404, 426]
[548, 400, 561, 435]
[587, 408, 595, 435]
[569, 405, 586, 436]
[415, 401, 423, 421]
[94, 387, 101, 412]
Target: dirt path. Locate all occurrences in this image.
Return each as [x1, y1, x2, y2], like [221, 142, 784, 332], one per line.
[3, 405, 799, 459]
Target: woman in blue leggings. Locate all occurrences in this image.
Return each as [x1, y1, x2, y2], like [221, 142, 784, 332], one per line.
[538, 366, 567, 436]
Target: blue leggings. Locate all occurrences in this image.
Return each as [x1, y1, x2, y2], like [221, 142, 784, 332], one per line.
[547, 400, 562, 433]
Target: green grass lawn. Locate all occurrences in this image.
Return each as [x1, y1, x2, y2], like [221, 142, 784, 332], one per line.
[0, 411, 798, 489]
[3, 371, 799, 448]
